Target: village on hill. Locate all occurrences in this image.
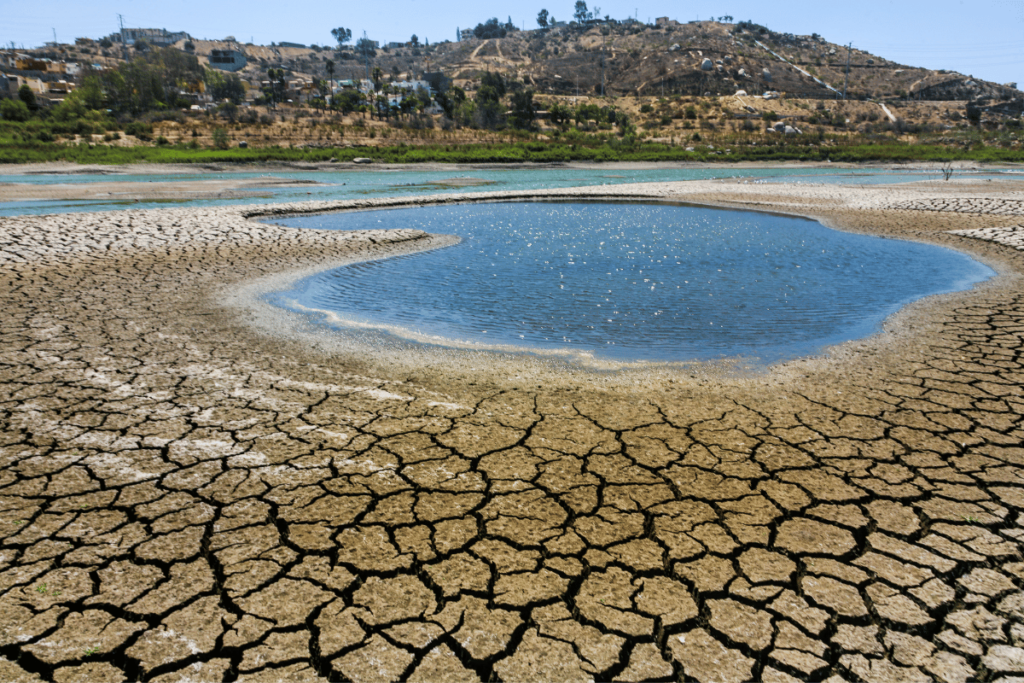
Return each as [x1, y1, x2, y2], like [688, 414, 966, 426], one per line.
[1, 6, 1021, 157]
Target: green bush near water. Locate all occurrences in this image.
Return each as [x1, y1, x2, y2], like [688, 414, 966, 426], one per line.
[1, 136, 1022, 166]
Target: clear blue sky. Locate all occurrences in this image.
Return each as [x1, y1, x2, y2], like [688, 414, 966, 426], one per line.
[4, 0, 1022, 87]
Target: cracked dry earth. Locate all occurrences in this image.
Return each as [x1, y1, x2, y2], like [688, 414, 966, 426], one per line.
[1, 180, 1024, 683]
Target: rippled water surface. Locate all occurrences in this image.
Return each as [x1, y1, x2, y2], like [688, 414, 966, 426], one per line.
[268, 203, 994, 363]
[5, 166, 1018, 217]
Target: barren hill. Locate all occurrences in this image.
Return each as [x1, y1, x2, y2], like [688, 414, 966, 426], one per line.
[192, 19, 1020, 107]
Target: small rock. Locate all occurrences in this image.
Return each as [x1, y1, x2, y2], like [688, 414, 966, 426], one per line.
[701, 58, 714, 71]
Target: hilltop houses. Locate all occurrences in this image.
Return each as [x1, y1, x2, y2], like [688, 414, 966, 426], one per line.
[209, 49, 246, 72]
[107, 28, 191, 47]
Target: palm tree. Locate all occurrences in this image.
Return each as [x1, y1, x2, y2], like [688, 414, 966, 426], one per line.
[325, 59, 336, 109]
[371, 66, 384, 119]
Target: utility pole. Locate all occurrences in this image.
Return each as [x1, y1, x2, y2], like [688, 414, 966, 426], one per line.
[842, 42, 852, 100]
[118, 14, 126, 61]
[601, 36, 606, 96]
[363, 31, 372, 118]
[363, 31, 370, 84]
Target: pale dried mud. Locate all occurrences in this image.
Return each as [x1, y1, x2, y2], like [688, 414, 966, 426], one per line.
[1, 178, 1024, 682]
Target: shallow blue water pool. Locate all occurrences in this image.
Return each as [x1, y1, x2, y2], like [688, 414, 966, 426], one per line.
[267, 202, 994, 363]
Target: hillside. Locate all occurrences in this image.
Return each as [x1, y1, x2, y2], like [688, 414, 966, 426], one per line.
[174, 19, 1021, 106]
[4, 18, 1021, 158]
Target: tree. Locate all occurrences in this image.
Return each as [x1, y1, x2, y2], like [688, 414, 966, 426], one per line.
[264, 68, 286, 107]
[508, 89, 536, 130]
[474, 72, 506, 129]
[314, 79, 330, 112]
[212, 127, 230, 149]
[0, 98, 31, 122]
[205, 69, 245, 104]
[371, 66, 385, 119]
[325, 59, 336, 104]
[548, 101, 572, 126]
[573, 0, 589, 24]
[218, 100, 239, 122]
[331, 27, 352, 47]
[537, 9, 549, 26]
[473, 18, 507, 39]
[18, 84, 38, 111]
[399, 94, 416, 117]
[355, 37, 376, 58]
[410, 34, 419, 46]
[77, 75, 105, 110]
[334, 90, 363, 113]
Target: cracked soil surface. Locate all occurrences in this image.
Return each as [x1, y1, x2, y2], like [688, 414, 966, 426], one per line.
[2, 178, 1024, 682]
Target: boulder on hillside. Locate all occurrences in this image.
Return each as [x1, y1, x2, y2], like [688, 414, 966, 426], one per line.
[762, 68, 772, 81]
[701, 58, 713, 71]
[737, 68, 747, 78]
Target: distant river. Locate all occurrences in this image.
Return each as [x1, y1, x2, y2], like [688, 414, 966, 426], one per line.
[4, 166, 1017, 217]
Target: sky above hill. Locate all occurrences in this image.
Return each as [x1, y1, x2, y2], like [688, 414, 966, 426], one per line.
[4, 0, 1022, 88]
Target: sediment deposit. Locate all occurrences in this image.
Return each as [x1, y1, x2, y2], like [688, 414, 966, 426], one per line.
[1, 178, 1024, 682]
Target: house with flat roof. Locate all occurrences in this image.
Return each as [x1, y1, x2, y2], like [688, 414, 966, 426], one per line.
[209, 49, 246, 72]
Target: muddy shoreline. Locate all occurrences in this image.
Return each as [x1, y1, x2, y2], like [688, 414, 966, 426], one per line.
[1, 178, 1023, 681]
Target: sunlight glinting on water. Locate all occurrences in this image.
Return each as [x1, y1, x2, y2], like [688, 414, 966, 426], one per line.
[270, 202, 993, 363]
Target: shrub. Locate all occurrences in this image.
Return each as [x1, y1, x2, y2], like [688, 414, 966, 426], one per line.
[0, 98, 31, 122]
[212, 128, 230, 149]
[123, 121, 154, 140]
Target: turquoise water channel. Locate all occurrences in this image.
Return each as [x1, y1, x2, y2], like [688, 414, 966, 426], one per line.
[268, 202, 994, 364]
[4, 166, 1018, 217]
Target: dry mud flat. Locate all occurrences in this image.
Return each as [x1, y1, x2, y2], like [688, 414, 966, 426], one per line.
[0, 179, 1024, 683]
[0, 177, 321, 204]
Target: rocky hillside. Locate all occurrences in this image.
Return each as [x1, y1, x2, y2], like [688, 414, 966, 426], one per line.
[184, 19, 1021, 109]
